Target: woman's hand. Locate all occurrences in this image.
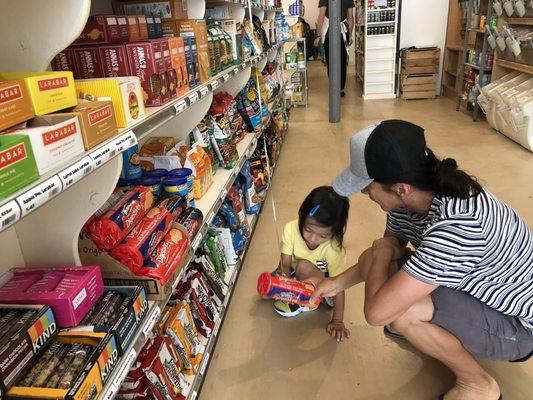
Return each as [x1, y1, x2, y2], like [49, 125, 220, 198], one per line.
[327, 319, 350, 342]
[310, 277, 342, 303]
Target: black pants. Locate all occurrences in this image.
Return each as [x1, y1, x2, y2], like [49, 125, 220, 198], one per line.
[324, 35, 347, 91]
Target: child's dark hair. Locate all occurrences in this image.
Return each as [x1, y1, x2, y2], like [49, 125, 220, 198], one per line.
[298, 186, 349, 248]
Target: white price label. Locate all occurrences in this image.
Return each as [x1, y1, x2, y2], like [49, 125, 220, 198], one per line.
[222, 73, 230, 81]
[224, 293, 230, 307]
[114, 130, 137, 152]
[220, 188, 228, 201]
[214, 321, 221, 337]
[191, 233, 203, 250]
[0, 200, 21, 231]
[206, 212, 215, 226]
[231, 270, 238, 286]
[232, 169, 239, 179]
[16, 176, 63, 217]
[188, 92, 199, 105]
[174, 99, 187, 114]
[190, 391, 198, 400]
[142, 306, 161, 337]
[233, 67, 239, 74]
[112, 348, 137, 388]
[90, 141, 118, 168]
[59, 156, 94, 190]
[210, 80, 219, 90]
[102, 384, 118, 400]
[199, 87, 209, 97]
[240, 64, 246, 71]
[200, 352, 210, 375]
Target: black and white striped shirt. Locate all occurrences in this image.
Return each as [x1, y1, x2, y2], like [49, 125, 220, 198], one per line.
[386, 190, 533, 329]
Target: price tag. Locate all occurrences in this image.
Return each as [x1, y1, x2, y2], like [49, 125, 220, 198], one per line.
[114, 130, 137, 152]
[224, 293, 230, 307]
[16, 176, 63, 218]
[174, 99, 187, 114]
[59, 156, 95, 190]
[0, 200, 21, 231]
[112, 348, 137, 388]
[200, 352, 210, 375]
[231, 270, 238, 286]
[206, 211, 215, 226]
[210, 80, 219, 90]
[219, 188, 228, 202]
[102, 384, 118, 400]
[214, 320, 221, 337]
[222, 73, 230, 82]
[90, 141, 118, 168]
[190, 391, 198, 400]
[188, 92, 200, 105]
[142, 305, 161, 337]
[191, 232, 203, 251]
[199, 87, 209, 98]
[233, 67, 239, 74]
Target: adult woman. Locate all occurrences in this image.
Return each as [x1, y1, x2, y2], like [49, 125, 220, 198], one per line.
[314, 0, 354, 97]
[312, 120, 533, 400]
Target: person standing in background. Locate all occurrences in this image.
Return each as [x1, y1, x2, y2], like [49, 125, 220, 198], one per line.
[314, 0, 354, 97]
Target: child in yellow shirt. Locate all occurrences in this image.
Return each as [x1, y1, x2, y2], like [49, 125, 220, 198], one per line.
[274, 186, 350, 341]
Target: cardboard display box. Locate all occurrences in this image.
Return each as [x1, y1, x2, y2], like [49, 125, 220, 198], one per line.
[72, 47, 104, 79]
[0, 71, 77, 116]
[99, 44, 130, 77]
[136, 15, 149, 40]
[53, 101, 118, 151]
[73, 15, 124, 46]
[168, 37, 189, 97]
[0, 79, 35, 132]
[5, 114, 85, 175]
[112, 0, 188, 20]
[75, 77, 145, 128]
[0, 134, 39, 199]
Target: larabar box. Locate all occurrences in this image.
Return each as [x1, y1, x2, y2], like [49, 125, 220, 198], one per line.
[6, 331, 118, 400]
[136, 15, 149, 40]
[72, 15, 122, 46]
[75, 77, 145, 128]
[0, 79, 35, 132]
[99, 44, 130, 77]
[72, 47, 104, 79]
[5, 115, 85, 175]
[125, 41, 168, 107]
[0, 71, 77, 116]
[168, 37, 189, 97]
[173, 19, 211, 83]
[0, 305, 58, 395]
[53, 101, 118, 150]
[112, 0, 188, 20]
[0, 135, 39, 199]
[50, 49, 79, 78]
[125, 15, 141, 42]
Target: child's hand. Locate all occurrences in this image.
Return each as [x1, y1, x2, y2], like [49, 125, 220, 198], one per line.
[327, 319, 350, 342]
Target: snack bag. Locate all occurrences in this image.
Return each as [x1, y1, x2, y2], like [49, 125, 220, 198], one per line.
[236, 80, 262, 132]
[194, 256, 229, 301]
[239, 160, 261, 214]
[188, 118, 218, 170]
[166, 319, 197, 374]
[203, 231, 228, 279]
[176, 301, 205, 356]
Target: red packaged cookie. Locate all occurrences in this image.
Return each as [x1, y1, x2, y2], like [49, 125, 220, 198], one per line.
[89, 186, 155, 250]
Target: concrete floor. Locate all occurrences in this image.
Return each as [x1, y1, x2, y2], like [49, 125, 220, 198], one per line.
[200, 62, 533, 400]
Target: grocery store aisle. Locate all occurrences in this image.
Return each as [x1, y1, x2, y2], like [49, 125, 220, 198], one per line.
[200, 62, 533, 400]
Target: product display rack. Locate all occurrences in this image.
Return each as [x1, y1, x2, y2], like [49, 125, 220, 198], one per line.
[282, 38, 308, 107]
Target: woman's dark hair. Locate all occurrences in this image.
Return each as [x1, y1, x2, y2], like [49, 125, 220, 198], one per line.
[379, 148, 482, 198]
[298, 186, 349, 248]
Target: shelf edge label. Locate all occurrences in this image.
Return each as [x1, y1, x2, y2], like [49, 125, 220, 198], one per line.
[114, 130, 137, 152]
[111, 348, 137, 388]
[174, 99, 187, 114]
[191, 233, 203, 251]
[89, 141, 118, 168]
[188, 92, 200, 105]
[59, 156, 95, 190]
[142, 305, 161, 337]
[16, 176, 63, 218]
[222, 73, 230, 81]
[210, 80, 219, 90]
[200, 352, 210, 375]
[0, 200, 21, 231]
[199, 87, 209, 97]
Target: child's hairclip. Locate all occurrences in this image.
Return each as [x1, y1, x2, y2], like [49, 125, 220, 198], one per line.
[309, 205, 320, 217]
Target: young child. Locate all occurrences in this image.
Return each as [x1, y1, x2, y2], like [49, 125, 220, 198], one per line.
[274, 186, 350, 342]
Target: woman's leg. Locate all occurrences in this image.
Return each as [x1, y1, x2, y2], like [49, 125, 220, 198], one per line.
[324, 36, 330, 77]
[340, 41, 347, 91]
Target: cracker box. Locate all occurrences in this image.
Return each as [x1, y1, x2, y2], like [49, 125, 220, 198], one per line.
[125, 15, 141, 42]
[50, 49, 79, 78]
[115, 15, 131, 42]
[75, 77, 145, 128]
[112, 0, 188, 20]
[5, 114, 85, 175]
[99, 44, 130, 77]
[72, 47, 104, 79]
[136, 15, 149, 40]
[0, 71, 77, 116]
[181, 36, 199, 89]
[125, 41, 169, 107]
[0, 79, 35, 132]
[73, 15, 123, 46]
[6, 331, 119, 400]
[0, 135, 39, 198]
[53, 101, 118, 151]
[168, 37, 189, 97]
[161, 39, 177, 100]
[0, 305, 58, 396]
[170, 19, 211, 82]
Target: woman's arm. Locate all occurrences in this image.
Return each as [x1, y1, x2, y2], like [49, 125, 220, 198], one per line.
[314, 6, 327, 46]
[347, 6, 355, 45]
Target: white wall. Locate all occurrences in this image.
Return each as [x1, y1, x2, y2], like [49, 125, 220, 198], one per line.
[399, 0, 449, 93]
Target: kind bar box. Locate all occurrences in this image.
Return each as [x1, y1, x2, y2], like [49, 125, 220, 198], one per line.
[168, 37, 189, 97]
[99, 45, 130, 77]
[50, 49, 79, 78]
[6, 115, 85, 175]
[72, 47, 104, 79]
[0, 135, 39, 199]
[112, 0, 188, 20]
[0, 71, 77, 116]
[0, 266, 105, 328]
[75, 77, 145, 128]
[125, 41, 169, 107]
[73, 15, 123, 46]
[54, 101, 118, 151]
[170, 19, 211, 82]
[0, 79, 35, 132]
[6, 331, 118, 400]
[0, 305, 57, 396]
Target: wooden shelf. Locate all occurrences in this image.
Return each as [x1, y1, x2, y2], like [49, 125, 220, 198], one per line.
[496, 59, 533, 74]
[506, 17, 533, 25]
[444, 69, 457, 77]
[446, 44, 464, 52]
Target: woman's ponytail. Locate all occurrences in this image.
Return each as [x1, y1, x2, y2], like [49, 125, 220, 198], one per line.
[433, 156, 481, 198]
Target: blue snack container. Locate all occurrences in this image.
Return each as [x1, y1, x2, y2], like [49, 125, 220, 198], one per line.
[142, 168, 168, 179]
[120, 144, 143, 180]
[137, 176, 162, 197]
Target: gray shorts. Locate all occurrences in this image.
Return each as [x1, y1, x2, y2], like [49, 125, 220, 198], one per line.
[397, 255, 533, 361]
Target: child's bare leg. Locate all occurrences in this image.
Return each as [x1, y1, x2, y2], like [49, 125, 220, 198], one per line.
[295, 259, 324, 288]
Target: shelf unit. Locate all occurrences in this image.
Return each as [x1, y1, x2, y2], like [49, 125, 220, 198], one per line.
[0, 0, 288, 399]
[282, 38, 308, 107]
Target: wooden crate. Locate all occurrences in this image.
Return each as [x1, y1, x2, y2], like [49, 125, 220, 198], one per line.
[400, 74, 436, 100]
[401, 47, 440, 60]
[401, 47, 440, 75]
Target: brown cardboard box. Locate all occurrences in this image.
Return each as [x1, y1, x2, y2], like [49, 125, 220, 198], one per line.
[99, 45, 130, 77]
[136, 15, 149, 40]
[0, 79, 35, 132]
[54, 101, 118, 150]
[168, 37, 189, 97]
[50, 49, 79, 78]
[172, 20, 211, 83]
[73, 47, 104, 79]
[160, 39, 177, 100]
[73, 15, 123, 46]
[125, 15, 141, 42]
[115, 15, 131, 42]
[112, 0, 188, 20]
